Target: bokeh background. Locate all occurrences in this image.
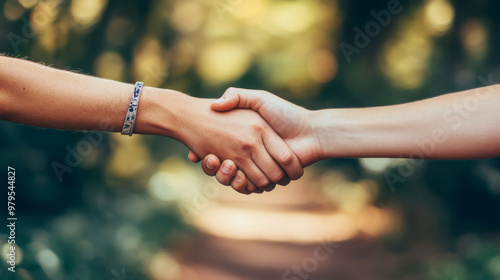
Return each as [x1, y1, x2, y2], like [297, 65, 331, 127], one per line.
[1, 0, 500, 279]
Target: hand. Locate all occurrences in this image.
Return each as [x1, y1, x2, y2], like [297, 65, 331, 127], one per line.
[180, 97, 303, 194]
[188, 88, 322, 189]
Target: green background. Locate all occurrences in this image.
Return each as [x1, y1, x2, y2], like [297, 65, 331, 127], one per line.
[1, 0, 500, 279]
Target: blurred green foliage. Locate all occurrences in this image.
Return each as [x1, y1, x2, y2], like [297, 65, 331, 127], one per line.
[1, 0, 500, 279]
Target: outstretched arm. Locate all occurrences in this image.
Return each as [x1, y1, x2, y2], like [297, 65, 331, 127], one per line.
[193, 86, 500, 185]
[317, 85, 500, 159]
[0, 57, 304, 194]
[0, 55, 164, 134]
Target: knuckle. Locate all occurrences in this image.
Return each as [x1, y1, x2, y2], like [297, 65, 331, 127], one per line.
[280, 151, 295, 165]
[249, 118, 265, 132]
[238, 136, 258, 151]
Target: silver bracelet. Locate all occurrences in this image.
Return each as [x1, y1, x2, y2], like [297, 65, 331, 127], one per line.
[121, 82, 144, 136]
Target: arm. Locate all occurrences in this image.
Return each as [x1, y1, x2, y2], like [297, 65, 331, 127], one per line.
[0, 57, 304, 194]
[0, 55, 164, 134]
[317, 85, 500, 159]
[193, 86, 500, 185]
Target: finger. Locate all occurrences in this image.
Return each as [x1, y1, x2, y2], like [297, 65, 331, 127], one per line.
[277, 175, 291, 186]
[262, 182, 276, 192]
[252, 143, 289, 185]
[252, 187, 264, 194]
[215, 160, 238, 186]
[211, 88, 268, 112]
[211, 88, 240, 111]
[229, 170, 263, 194]
[188, 151, 201, 163]
[201, 155, 221, 177]
[246, 180, 264, 194]
[230, 170, 249, 194]
[242, 179, 265, 194]
[263, 130, 304, 180]
[240, 160, 276, 192]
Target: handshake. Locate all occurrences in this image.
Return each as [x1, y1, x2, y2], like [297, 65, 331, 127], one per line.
[3, 56, 497, 192]
[180, 85, 500, 195]
[182, 87, 323, 195]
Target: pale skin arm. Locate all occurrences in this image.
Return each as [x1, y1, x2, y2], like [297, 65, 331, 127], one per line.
[192, 86, 500, 185]
[0, 57, 304, 194]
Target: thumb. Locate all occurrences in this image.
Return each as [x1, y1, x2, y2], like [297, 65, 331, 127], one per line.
[211, 88, 241, 112]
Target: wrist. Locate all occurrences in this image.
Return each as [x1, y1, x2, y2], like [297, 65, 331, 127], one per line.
[309, 109, 331, 161]
[309, 108, 359, 159]
[315, 107, 399, 159]
[134, 86, 193, 139]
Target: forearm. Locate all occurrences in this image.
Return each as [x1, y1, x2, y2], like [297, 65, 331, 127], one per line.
[0, 56, 186, 138]
[315, 85, 500, 159]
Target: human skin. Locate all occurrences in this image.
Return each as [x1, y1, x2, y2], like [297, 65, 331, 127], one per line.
[191, 86, 500, 189]
[0, 56, 304, 194]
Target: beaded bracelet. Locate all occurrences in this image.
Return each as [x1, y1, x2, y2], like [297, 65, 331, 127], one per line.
[121, 82, 144, 136]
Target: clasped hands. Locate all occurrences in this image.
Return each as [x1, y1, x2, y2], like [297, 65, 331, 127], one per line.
[185, 88, 322, 195]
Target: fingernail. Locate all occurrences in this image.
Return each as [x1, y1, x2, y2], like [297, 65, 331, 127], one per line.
[206, 159, 215, 169]
[212, 96, 225, 104]
[221, 163, 232, 174]
[247, 184, 256, 192]
[233, 173, 241, 183]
